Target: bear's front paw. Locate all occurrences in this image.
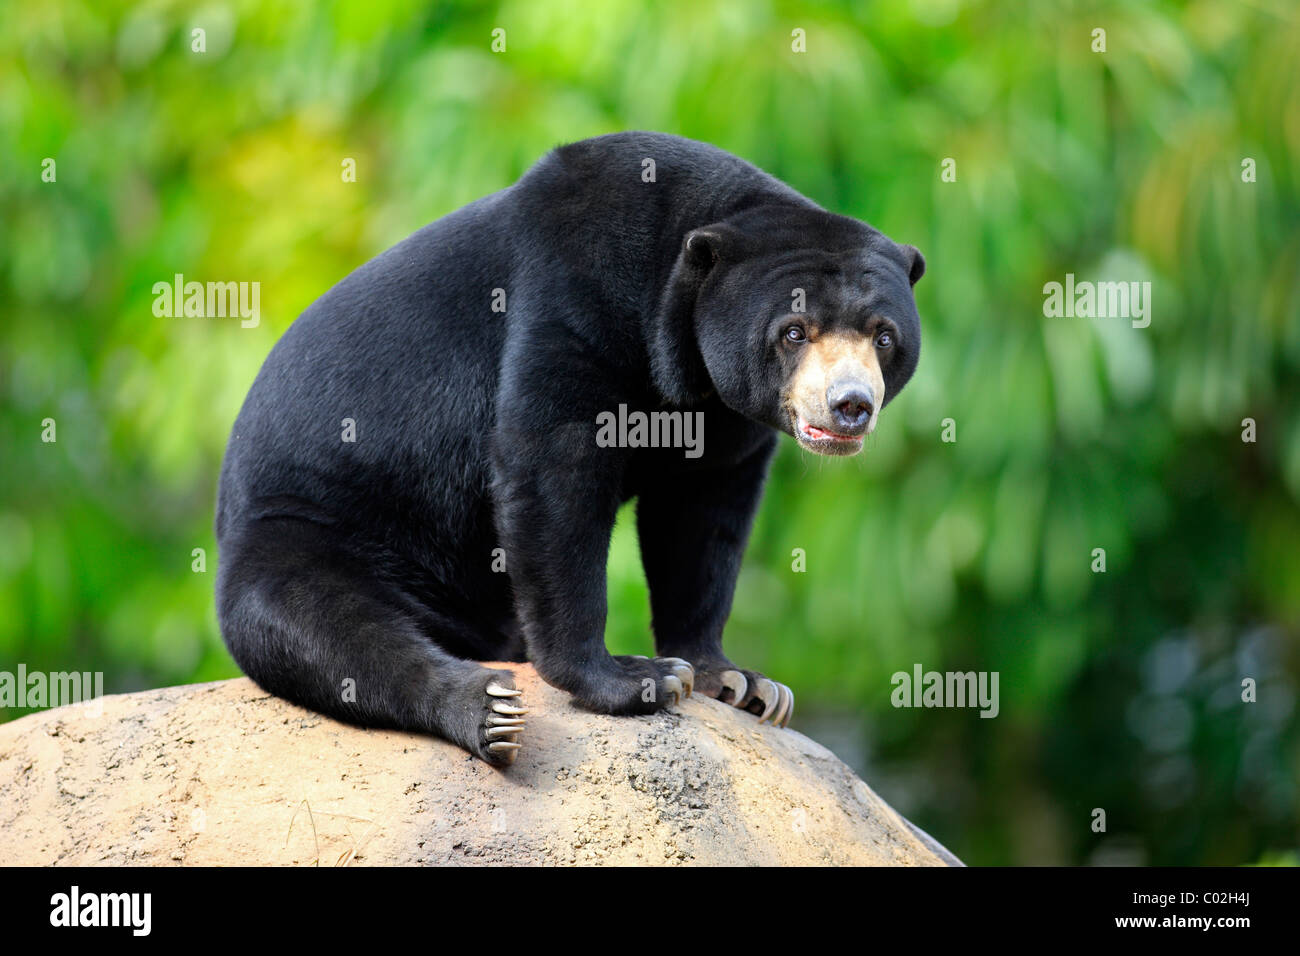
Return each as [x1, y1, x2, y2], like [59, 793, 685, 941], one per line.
[560, 655, 695, 715]
[613, 654, 696, 709]
[621, 654, 695, 704]
[695, 665, 794, 728]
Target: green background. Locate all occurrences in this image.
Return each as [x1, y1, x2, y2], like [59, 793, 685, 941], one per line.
[2, 0, 1297, 865]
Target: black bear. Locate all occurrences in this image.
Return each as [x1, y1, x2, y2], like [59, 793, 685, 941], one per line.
[215, 132, 925, 765]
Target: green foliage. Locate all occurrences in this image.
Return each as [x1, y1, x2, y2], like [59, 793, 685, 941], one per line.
[2, 0, 1297, 864]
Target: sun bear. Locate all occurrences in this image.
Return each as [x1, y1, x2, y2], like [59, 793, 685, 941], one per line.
[215, 132, 925, 765]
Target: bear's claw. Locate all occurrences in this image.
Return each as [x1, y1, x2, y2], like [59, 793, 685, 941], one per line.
[662, 675, 684, 704]
[719, 669, 748, 705]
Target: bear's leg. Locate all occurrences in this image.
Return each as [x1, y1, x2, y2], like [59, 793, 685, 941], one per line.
[491, 425, 695, 714]
[216, 517, 527, 765]
[637, 440, 795, 727]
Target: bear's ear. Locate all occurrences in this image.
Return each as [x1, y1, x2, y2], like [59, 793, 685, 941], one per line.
[647, 225, 735, 405]
[683, 227, 727, 268]
[901, 244, 925, 286]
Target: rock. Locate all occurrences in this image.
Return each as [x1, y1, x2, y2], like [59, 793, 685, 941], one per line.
[0, 666, 960, 866]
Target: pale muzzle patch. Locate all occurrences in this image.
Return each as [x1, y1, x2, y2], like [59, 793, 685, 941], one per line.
[786, 331, 885, 455]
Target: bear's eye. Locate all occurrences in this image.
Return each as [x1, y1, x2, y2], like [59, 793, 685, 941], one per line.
[784, 325, 807, 344]
[876, 330, 893, 350]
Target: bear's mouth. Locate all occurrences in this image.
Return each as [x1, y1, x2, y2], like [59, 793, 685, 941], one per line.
[794, 416, 865, 456]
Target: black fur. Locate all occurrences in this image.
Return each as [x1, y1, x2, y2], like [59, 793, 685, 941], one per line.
[215, 132, 924, 764]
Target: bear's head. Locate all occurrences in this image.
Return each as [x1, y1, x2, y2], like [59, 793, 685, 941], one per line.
[649, 205, 924, 456]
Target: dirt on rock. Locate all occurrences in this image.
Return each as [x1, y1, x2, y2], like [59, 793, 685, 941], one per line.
[0, 665, 960, 866]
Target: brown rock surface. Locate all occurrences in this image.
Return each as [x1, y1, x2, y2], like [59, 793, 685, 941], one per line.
[0, 665, 960, 866]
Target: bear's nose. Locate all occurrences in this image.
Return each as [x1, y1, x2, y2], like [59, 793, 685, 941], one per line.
[827, 383, 874, 433]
